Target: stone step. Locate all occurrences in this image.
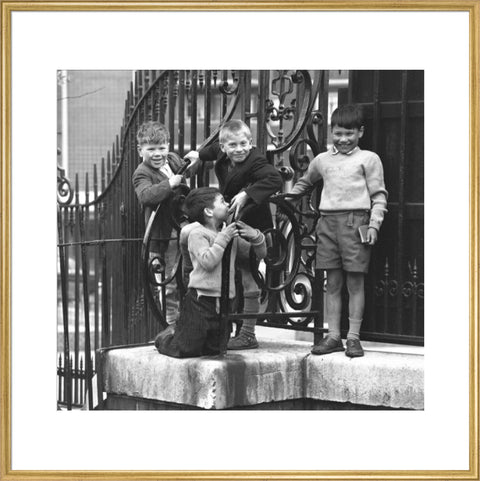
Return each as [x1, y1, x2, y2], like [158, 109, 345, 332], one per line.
[98, 338, 424, 410]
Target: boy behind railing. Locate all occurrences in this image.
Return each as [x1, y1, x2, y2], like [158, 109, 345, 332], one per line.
[198, 120, 282, 349]
[132, 121, 199, 326]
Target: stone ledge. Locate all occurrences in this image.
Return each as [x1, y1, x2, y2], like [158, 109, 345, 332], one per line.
[306, 350, 424, 410]
[99, 338, 423, 410]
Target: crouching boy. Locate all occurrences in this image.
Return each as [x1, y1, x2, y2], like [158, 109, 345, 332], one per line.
[154, 187, 267, 358]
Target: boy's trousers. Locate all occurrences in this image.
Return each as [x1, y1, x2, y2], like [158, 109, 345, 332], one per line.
[155, 288, 231, 358]
[151, 240, 179, 325]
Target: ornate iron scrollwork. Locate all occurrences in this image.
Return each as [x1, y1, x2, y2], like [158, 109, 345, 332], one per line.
[57, 165, 74, 206]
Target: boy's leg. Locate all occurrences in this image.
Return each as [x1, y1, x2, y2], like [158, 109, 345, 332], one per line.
[325, 268, 344, 340]
[311, 268, 345, 355]
[227, 267, 259, 350]
[168, 289, 211, 357]
[345, 271, 365, 357]
[163, 241, 179, 325]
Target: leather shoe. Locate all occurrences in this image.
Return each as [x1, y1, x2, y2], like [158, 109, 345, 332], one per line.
[311, 336, 345, 355]
[346, 338, 364, 357]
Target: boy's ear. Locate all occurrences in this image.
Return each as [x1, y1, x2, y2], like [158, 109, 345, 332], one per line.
[358, 126, 365, 138]
[219, 143, 226, 153]
[204, 207, 213, 218]
[137, 145, 142, 156]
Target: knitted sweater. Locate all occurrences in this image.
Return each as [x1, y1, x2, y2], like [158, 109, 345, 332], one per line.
[187, 224, 266, 298]
[290, 147, 388, 230]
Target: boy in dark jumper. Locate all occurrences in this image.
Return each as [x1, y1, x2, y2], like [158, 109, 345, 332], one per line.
[155, 187, 266, 358]
[199, 120, 282, 349]
[132, 121, 199, 325]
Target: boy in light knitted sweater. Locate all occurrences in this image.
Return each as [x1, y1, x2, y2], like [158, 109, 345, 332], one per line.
[286, 104, 388, 357]
[155, 187, 266, 358]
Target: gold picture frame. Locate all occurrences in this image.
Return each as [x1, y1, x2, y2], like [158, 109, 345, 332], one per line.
[1, 2, 478, 480]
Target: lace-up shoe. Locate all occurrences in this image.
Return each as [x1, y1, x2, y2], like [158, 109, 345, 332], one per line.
[346, 338, 364, 357]
[311, 336, 345, 355]
[227, 332, 259, 350]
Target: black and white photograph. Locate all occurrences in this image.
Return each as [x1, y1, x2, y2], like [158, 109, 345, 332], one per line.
[2, 4, 477, 479]
[56, 69, 424, 412]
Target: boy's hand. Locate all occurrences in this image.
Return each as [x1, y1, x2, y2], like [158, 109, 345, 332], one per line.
[169, 174, 183, 188]
[235, 220, 259, 241]
[366, 227, 378, 245]
[184, 151, 199, 170]
[229, 191, 248, 218]
[221, 222, 239, 242]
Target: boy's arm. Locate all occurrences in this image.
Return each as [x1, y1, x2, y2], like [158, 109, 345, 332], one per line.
[236, 222, 267, 260]
[242, 157, 283, 205]
[188, 227, 235, 271]
[132, 168, 173, 206]
[364, 153, 388, 231]
[288, 156, 322, 196]
[198, 142, 222, 163]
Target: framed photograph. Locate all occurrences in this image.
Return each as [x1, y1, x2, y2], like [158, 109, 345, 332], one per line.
[1, 1, 478, 480]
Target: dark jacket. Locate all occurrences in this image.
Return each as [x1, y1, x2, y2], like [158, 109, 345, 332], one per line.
[199, 143, 282, 231]
[132, 152, 187, 254]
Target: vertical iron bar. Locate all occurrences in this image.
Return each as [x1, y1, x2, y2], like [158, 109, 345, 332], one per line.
[190, 70, 198, 189]
[93, 164, 99, 351]
[204, 70, 211, 139]
[73, 176, 80, 405]
[243, 70, 251, 128]
[178, 70, 185, 157]
[100, 202, 110, 347]
[57, 207, 72, 410]
[347, 71, 354, 104]
[370, 71, 381, 332]
[168, 70, 176, 152]
[396, 71, 408, 333]
[219, 241, 234, 355]
[257, 70, 270, 153]
[79, 205, 94, 409]
[221, 70, 228, 118]
[57, 354, 62, 404]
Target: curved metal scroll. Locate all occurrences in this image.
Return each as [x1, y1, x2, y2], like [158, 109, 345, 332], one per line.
[243, 195, 320, 328]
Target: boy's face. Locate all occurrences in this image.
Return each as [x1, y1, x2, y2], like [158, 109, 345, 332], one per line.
[220, 132, 253, 164]
[138, 142, 169, 169]
[331, 125, 364, 155]
[207, 194, 229, 222]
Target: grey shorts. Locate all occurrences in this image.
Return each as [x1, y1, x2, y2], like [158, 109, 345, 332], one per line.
[316, 211, 372, 273]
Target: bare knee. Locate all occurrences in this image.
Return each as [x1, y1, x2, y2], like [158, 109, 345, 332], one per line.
[346, 272, 364, 295]
[326, 269, 344, 295]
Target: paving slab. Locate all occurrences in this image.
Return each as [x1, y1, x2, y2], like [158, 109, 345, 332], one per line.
[101, 339, 310, 409]
[100, 338, 424, 410]
[305, 349, 424, 410]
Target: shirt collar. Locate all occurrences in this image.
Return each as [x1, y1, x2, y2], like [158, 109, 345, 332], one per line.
[332, 146, 359, 156]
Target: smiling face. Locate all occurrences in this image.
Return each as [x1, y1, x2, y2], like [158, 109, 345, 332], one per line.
[220, 131, 253, 164]
[331, 125, 364, 154]
[137, 142, 169, 170]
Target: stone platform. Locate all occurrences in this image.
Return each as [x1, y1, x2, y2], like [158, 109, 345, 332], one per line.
[98, 338, 424, 410]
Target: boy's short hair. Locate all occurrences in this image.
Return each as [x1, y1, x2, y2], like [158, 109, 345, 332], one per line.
[137, 121, 170, 145]
[330, 104, 364, 130]
[219, 119, 252, 144]
[184, 187, 221, 224]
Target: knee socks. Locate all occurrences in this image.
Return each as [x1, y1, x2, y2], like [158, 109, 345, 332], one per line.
[240, 294, 260, 336]
[327, 320, 342, 341]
